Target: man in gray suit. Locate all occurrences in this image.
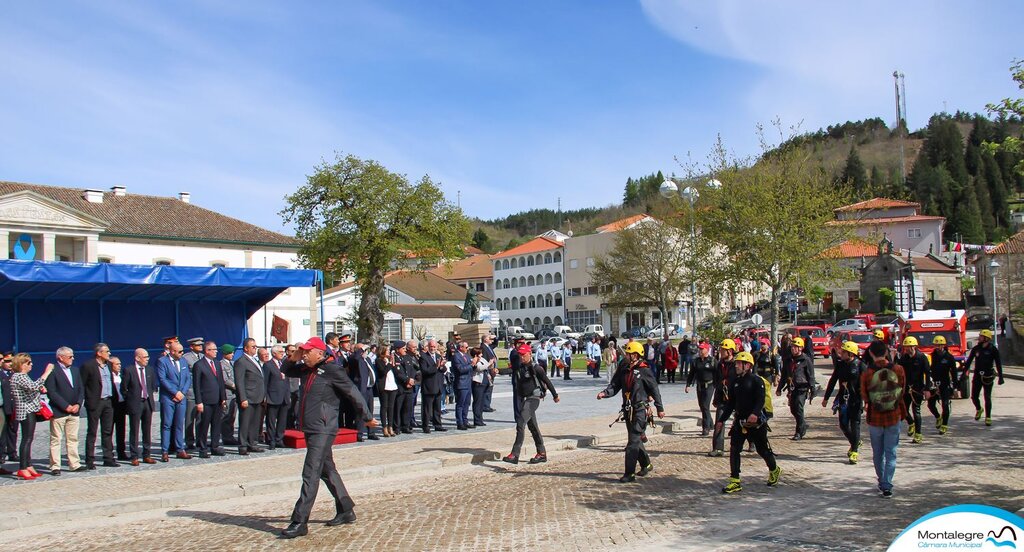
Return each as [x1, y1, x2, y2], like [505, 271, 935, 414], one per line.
[233, 338, 266, 455]
[182, 337, 204, 452]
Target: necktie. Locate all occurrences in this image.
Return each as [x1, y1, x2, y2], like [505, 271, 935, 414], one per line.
[138, 365, 147, 399]
[209, 359, 217, 376]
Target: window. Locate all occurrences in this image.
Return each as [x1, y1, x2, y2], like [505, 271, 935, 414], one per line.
[527, 257, 535, 267]
[567, 288, 582, 297]
[585, 286, 598, 296]
[554, 251, 562, 262]
[544, 274, 553, 285]
[519, 277, 526, 287]
[535, 254, 542, 266]
[554, 272, 562, 284]
[385, 288, 399, 304]
[511, 279, 518, 288]
[586, 257, 595, 267]
[544, 294, 553, 307]
[567, 310, 598, 328]
[380, 319, 401, 342]
[908, 228, 922, 239]
[528, 275, 536, 286]
[97, 256, 113, 263]
[569, 259, 579, 269]
[475, 282, 485, 292]
[511, 258, 518, 269]
[154, 259, 173, 266]
[544, 253, 552, 264]
[502, 260, 510, 270]
[554, 293, 563, 307]
[494, 261, 501, 272]
[211, 261, 228, 268]
[529, 297, 536, 308]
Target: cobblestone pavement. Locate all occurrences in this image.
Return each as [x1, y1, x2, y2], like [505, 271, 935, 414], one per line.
[3, 377, 1022, 551]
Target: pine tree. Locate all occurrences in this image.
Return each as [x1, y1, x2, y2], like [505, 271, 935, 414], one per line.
[841, 145, 870, 197]
[472, 228, 492, 252]
[951, 184, 985, 243]
[982, 154, 1010, 228]
[623, 178, 639, 207]
[869, 165, 885, 196]
[972, 175, 997, 240]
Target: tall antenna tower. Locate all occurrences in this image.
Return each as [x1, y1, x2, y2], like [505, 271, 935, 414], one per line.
[893, 70, 907, 186]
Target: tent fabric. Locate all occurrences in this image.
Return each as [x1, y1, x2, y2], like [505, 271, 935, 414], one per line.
[0, 260, 318, 374]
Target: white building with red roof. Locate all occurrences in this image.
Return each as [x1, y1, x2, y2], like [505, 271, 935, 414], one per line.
[828, 197, 945, 256]
[492, 234, 566, 333]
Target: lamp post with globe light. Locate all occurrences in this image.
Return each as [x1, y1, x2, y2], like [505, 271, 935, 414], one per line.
[990, 259, 1000, 349]
[661, 178, 720, 338]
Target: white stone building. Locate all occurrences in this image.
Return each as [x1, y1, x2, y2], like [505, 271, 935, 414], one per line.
[492, 233, 567, 333]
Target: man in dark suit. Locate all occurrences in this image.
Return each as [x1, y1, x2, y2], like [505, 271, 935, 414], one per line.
[219, 344, 239, 445]
[452, 341, 474, 430]
[110, 356, 129, 461]
[1, 352, 16, 468]
[181, 337, 204, 452]
[193, 341, 227, 458]
[279, 337, 377, 539]
[419, 339, 447, 433]
[157, 341, 193, 462]
[349, 342, 377, 441]
[481, 335, 498, 412]
[234, 337, 266, 455]
[394, 341, 418, 434]
[264, 345, 290, 449]
[45, 346, 85, 475]
[122, 348, 158, 465]
[80, 342, 118, 468]
[285, 343, 301, 429]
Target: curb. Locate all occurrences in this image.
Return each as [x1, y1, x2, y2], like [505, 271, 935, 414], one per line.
[0, 421, 692, 532]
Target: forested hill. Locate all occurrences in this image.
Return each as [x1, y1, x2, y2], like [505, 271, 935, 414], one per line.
[468, 112, 1023, 253]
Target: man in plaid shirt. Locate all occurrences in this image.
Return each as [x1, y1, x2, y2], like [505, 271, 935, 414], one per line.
[860, 340, 906, 498]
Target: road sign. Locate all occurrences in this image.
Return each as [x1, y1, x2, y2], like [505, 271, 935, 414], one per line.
[788, 301, 798, 313]
[751, 314, 763, 325]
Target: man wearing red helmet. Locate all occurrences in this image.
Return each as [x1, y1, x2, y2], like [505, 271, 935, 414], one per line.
[503, 343, 559, 465]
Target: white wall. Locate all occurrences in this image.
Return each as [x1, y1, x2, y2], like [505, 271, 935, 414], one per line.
[493, 250, 566, 331]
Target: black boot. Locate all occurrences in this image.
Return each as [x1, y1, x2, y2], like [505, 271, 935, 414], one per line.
[280, 522, 308, 539]
[326, 508, 356, 527]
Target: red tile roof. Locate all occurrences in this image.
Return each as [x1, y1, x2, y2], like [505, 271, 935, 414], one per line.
[429, 254, 493, 281]
[492, 236, 562, 259]
[988, 230, 1024, 255]
[827, 214, 945, 226]
[0, 180, 297, 247]
[834, 197, 920, 212]
[388, 303, 465, 319]
[819, 240, 878, 258]
[596, 214, 653, 233]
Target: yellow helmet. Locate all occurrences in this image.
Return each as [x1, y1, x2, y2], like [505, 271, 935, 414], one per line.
[874, 329, 885, 339]
[841, 341, 860, 355]
[791, 337, 805, 348]
[720, 339, 737, 351]
[902, 336, 918, 347]
[734, 351, 754, 365]
[979, 329, 994, 339]
[624, 342, 645, 355]
[932, 335, 946, 345]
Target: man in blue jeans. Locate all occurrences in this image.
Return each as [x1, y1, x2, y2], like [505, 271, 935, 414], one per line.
[860, 341, 906, 498]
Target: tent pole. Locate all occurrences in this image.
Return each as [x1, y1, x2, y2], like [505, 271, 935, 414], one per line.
[13, 298, 19, 353]
[318, 270, 325, 339]
[99, 299, 105, 342]
[174, 300, 180, 339]
[242, 301, 249, 340]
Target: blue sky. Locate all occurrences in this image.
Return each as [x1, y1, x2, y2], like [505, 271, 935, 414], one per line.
[1, 1, 1020, 234]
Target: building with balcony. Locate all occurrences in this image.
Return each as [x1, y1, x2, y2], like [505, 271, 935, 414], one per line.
[492, 233, 566, 333]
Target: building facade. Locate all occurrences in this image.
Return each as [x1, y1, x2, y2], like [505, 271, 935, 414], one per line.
[830, 198, 945, 256]
[492, 235, 566, 333]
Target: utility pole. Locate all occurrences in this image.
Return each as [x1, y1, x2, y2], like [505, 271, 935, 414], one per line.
[457, 190, 461, 209]
[557, 197, 562, 230]
[893, 70, 907, 187]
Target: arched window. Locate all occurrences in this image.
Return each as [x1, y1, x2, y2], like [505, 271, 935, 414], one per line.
[510, 258, 518, 269]
[529, 297, 536, 308]
[544, 294, 553, 308]
[533, 317, 541, 328]
[528, 275, 535, 286]
[554, 272, 562, 284]
[527, 256, 535, 267]
[554, 316, 563, 325]
[535, 254, 542, 266]
[495, 261, 501, 272]
[519, 297, 526, 309]
[544, 273, 553, 285]
[495, 280, 503, 290]
[554, 292, 563, 307]
[514, 318, 522, 326]
[506, 318, 514, 328]
[502, 260, 509, 270]
[511, 278, 518, 288]
[543, 316, 552, 326]
[519, 276, 526, 287]
[544, 253, 552, 264]
[554, 251, 562, 262]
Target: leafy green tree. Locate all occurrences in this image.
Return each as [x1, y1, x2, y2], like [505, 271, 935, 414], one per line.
[281, 153, 470, 342]
[878, 287, 896, 313]
[951, 184, 985, 243]
[984, 59, 1024, 177]
[973, 174, 997, 240]
[472, 228, 492, 253]
[841, 145, 870, 197]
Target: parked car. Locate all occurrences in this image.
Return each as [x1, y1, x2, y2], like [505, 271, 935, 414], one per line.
[827, 318, 869, 334]
[829, 330, 875, 355]
[966, 313, 995, 330]
[786, 326, 830, 358]
[620, 326, 650, 339]
[647, 323, 680, 339]
[536, 328, 558, 339]
[552, 325, 582, 339]
[506, 326, 535, 340]
[583, 324, 606, 337]
[798, 318, 831, 331]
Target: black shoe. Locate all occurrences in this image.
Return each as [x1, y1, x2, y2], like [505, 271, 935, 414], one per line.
[529, 453, 547, 464]
[326, 510, 356, 526]
[483, 408, 496, 413]
[250, 447, 266, 453]
[238, 448, 249, 456]
[467, 424, 476, 429]
[356, 436, 364, 442]
[475, 422, 487, 427]
[701, 430, 710, 437]
[72, 466, 88, 472]
[401, 429, 413, 434]
[638, 464, 653, 477]
[367, 434, 380, 440]
[211, 450, 226, 456]
[790, 434, 802, 441]
[457, 425, 468, 430]
[102, 461, 119, 468]
[618, 474, 636, 483]
[280, 522, 308, 539]
[502, 454, 519, 464]
[199, 452, 211, 459]
[269, 445, 277, 450]
[51, 469, 61, 476]
[87, 463, 97, 470]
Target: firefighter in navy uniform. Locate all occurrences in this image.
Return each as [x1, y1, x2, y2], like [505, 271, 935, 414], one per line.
[961, 329, 1004, 426]
[778, 337, 816, 440]
[715, 351, 781, 494]
[685, 342, 717, 437]
[896, 336, 932, 444]
[926, 336, 958, 435]
[279, 337, 377, 539]
[821, 341, 865, 463]
[709, 339, 738, 457]
[597, 341, 665, 483]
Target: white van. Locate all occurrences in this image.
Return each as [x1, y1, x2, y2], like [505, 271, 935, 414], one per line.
[506, 326, 535, 340]
[552, 325, 582, 339]
[583, 324, 605, 337]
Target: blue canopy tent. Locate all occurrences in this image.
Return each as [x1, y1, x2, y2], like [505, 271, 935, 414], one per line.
[0, 260, 321, 376]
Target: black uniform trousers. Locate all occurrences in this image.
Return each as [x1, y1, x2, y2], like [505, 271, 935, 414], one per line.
[927, 386, 954, 426]
[196, 403, 224, 453]
[838, 398, 862, 451]
[729, 423, 776, 478]
[266, 403, 289, 446]
[221, 398, 237, 444]
[290, 431, 355, 524]
[471, 382, 487, 425]
[1, 418, 17, 461]
[903, 390, 924, 434]
[712, 404, 729, 452]
[789, 388, 809, 437]
[971, 376, 995, 417]
[624, 408, 651, 476]
[85, 398, 114, 464]
[511, 397, 545, 457]
[397, 391, 415, 432]
[421, 392, 441, 430]
[128, 402, 154, 460]
[185, 398, 197, 449]
[113, 399, 128, 458]
[695, 382, 714, 433]
[288, 391, 300, 429]
[238, 402, 265, 451]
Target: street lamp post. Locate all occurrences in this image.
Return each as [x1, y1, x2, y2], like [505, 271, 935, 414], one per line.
[990, 259, 1000, 349]
[661, 178, 720, 338]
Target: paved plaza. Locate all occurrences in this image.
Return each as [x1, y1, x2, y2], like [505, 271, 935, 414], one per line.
[1, 366, 1022, 551]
